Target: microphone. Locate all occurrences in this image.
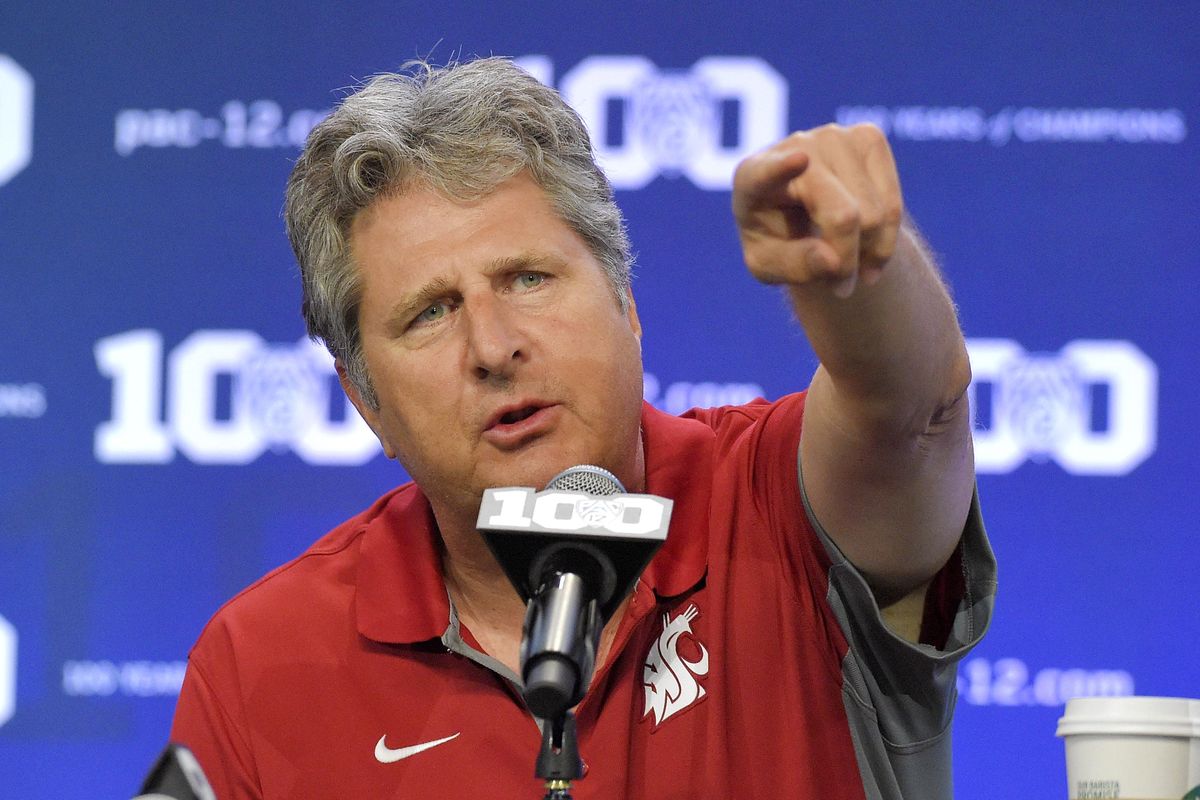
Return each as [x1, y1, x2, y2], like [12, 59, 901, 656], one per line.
[477, 465, 672, 719]
[133, 743, 216, 800]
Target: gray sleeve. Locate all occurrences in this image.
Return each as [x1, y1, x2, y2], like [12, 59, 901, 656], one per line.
[799, 466, 998, 800]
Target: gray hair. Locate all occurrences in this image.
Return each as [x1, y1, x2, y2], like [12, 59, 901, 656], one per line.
[284, 57, 633, 409]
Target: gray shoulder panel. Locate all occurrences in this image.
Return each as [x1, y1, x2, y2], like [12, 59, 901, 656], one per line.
[799, 460, 997, 800]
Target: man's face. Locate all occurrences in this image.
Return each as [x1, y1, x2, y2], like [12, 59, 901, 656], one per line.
[345, 173, 645, 515]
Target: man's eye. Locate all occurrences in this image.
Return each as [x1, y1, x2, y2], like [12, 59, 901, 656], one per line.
[515, 272, 545, 290]
[416, 303, 447, 324]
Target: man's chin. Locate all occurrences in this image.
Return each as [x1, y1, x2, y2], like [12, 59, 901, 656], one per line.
[478, 450, 604, 492]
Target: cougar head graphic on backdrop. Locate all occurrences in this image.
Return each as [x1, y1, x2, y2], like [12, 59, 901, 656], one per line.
[642, 604, 709, 728]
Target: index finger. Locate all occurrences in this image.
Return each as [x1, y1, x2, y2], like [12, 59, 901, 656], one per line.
[732, 146, 812, 215]
[783, 162, 862, 275]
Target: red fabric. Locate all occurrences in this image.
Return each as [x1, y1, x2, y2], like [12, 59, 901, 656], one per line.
[920, 541, 966, 649]
[171, 393, 913, 799]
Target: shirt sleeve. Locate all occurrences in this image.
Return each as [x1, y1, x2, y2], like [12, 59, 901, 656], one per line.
[170, 633, 264, 800]
[703, 392, 997, 797]
[800, 472, 996, 796]
[798, 474, 996, 719]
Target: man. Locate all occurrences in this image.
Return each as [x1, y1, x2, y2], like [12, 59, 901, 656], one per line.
[171, 58, 995, 799]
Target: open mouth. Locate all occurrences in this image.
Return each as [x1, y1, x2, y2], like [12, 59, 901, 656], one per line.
[498, 406, 540, 426]
[483, 402, 558, 446]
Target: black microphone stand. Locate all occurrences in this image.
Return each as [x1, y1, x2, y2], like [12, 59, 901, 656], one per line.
[477, 464, 672, 798]
[535, 710, 582, 799]
[522, 570, 604, 799]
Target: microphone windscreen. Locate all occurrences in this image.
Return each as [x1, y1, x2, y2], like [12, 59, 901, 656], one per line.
[544, 464, 624, 495]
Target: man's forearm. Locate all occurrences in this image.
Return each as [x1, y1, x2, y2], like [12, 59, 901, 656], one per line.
[787, 222, 971, 439]
[732, 124, 976, 597]
[792, 221, 975, 600]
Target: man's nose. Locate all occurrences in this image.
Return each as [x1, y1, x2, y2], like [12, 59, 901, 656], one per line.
[465, 295, 528, 381]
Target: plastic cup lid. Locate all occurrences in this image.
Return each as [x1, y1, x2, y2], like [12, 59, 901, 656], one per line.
[1056, 696, 1200, 738]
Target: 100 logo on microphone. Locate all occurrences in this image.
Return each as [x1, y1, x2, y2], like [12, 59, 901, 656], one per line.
[480, 488, 673, 539]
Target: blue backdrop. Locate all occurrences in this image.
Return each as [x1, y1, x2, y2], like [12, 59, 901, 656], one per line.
[1, 4, 1197, 798]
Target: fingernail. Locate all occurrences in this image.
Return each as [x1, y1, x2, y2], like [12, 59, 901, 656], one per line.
[832, 272, 858, 299]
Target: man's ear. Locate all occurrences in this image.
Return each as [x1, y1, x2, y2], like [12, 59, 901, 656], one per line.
[624, 289, 642, 339]
[335, 359, 396, 460]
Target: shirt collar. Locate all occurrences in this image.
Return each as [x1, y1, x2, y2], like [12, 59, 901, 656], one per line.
[355, 484, 451, 644]
[355, 401, 712, 644]
[637, 401, 711, 599]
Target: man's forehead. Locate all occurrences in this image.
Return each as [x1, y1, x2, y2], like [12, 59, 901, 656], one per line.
[352, 179, 592, 278]
[355, 169, 544, 225]
[350, 174, 560, 252]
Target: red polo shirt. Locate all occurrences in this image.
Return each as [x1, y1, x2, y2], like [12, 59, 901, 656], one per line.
[171, 392, 994, 799]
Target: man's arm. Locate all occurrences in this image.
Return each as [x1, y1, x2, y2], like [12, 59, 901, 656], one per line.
[732, 124, 974, 619]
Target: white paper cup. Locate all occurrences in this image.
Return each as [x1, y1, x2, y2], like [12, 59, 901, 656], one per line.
[1057, 696, 1200, 799]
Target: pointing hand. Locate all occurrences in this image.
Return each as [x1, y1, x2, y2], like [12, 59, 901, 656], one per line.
[732, 124, 903, 298]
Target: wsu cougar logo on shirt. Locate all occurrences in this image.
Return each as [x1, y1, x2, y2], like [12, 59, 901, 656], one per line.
[642, 604, 709, 728]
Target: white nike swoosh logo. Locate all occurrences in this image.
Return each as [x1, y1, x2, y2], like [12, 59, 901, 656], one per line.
[374, 732, 461, 764]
